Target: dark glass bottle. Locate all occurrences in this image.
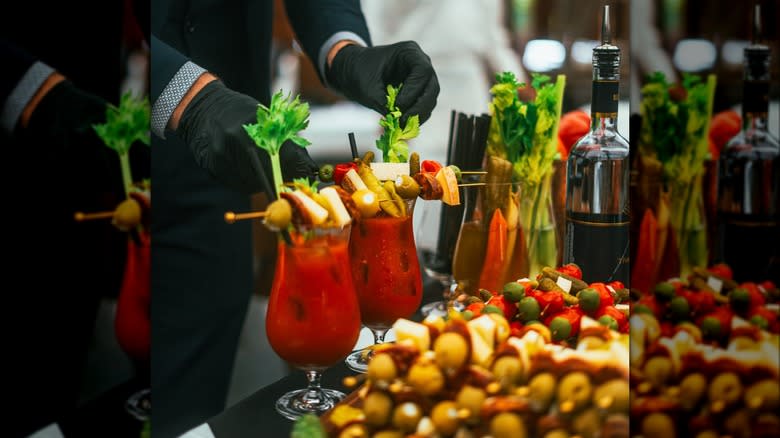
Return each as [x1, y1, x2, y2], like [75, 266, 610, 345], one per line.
[564, 5, 630, 284]
[716, 5, 779, 283]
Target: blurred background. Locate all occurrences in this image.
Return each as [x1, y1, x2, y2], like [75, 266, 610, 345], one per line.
[630, 0, 779, 118]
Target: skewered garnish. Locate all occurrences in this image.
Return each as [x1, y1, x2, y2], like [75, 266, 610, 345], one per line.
[318, 164, 334, 182]
[262, 199, 293, 230]
[434, 165, 460, 205]
[393, 175, 421, 199]
[112, 197, 142, 231]
[341, 168, 368, 194]
[319, 311, 629, 437]
[629, 264, 780, 437]
[351, 189, 381, 218]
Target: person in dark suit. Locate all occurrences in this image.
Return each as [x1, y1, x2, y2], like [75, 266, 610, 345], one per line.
[1, 1, 150, 437]
[151, 0, 439, 435]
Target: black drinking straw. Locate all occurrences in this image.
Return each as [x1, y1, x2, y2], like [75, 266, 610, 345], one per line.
[348, 132, 359, 160]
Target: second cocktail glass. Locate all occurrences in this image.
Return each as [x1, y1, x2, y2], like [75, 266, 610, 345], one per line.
[266, 225, 362, 419]
[345, 198, 423, 373]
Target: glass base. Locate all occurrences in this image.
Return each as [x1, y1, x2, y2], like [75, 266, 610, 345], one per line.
[275, 387, 345, 420]
[344, 348, 371, 373]
[420, 300, 448, 317]
[125, 388, 151, 421]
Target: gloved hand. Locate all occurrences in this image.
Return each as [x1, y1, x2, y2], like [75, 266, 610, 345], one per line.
[24, 79, 109, 156]
[326, 41, 440, 126]
[176, 80, 319, 194]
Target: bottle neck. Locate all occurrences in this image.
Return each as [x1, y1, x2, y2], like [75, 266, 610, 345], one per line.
[743, 110, 768, 132]
[591, 77, 619, 132]
[742, 78, 769, 132]
[591, 112, 618, 133]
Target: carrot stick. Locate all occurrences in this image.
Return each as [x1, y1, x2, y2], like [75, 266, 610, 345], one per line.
[631, 208, 658, 294]
[478, 208, 508, 292]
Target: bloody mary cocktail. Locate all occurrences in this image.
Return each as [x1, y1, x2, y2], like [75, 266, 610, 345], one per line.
[349, 204, 423, 330]
[266, 227, 361, 370]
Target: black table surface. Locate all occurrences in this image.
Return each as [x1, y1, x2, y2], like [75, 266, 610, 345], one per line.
[208, 273, 445, 438]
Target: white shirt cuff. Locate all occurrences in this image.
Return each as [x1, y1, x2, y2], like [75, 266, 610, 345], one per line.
[151, 61, 207, 139]
[318, 31, 369, 88]
[1, 61, 55, 134]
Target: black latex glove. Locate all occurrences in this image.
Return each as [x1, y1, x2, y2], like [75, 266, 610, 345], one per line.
[176, 80, 319, 194]
[326, 41, 439, 126]
[23, 80, 109, 155]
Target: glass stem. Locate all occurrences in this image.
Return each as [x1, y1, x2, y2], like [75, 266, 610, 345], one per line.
[372, 328, 388, 345]
[301, 370, 324, 405]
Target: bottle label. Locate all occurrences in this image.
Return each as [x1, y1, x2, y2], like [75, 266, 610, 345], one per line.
[564, 213, 629, 285]
[743, 80, 770, 113]
[592, 80, 619, 114]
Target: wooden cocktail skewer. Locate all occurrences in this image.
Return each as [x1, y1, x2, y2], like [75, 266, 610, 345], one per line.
[459, 171, 487, 174]
[74, 211, 115, 221]
[224, 210, 267, 224]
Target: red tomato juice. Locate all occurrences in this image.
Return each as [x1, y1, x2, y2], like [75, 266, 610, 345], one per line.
[266, 234, 361, 370]
[349, 214, 423, 330]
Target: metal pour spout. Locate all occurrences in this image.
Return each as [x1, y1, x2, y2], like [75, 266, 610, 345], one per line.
[752, 3, 762, 44]
[601, 4, 612, 45]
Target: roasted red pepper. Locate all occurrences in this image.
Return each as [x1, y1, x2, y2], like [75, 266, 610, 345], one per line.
[509, 321, 523, 338]
[698, 307, 734, 342]
[750, 306, 779, 333]
[466, 302, 485, 318]
[486, 294, 517, 321]
[333, 162, 358, 185]
[556, 263, 583, 280]
[707, 263, 733, 280]
[633, 294, 664, 319]
[544, 306, 582, 339]
[535, 290, 565, 319]
[739, 282, 766, 311]
[598, 305, 629, 333]
[421, 160, 443, 174]
[679, 289, 716, 318]
[588, 282, 615, 312]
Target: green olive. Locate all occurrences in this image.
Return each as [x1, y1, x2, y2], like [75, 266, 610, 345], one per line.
[434, 332, 469, 371]
[263, 199, 292, 230]
[492, 356, 524, 388]
[455, 385, 487, 424]
[351, 189, 381, 218]
[113, 198, 142, 231]
[392, 402, 423, 432]
[319, 164, 334, 182]
[367, 353, 397, 383]
[338, 423, 367, 438]
[407, 361, 445, 396]
[490, 412, 527, 438]
[372, 432, 404, 438]
[363, 390, 393, 428]
[394, 175, 421, 199]
[431, 401, 461, 436]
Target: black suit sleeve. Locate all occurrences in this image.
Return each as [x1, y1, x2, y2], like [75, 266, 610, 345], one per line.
[150, 34, 191, 103]
[0, 39, 37, 109]
[283, 0, 372, 81]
